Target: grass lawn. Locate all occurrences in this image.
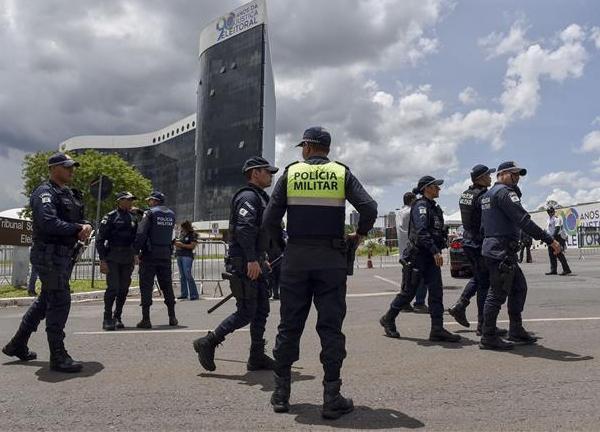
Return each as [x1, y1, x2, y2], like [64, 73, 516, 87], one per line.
[0, 280, 107, 298]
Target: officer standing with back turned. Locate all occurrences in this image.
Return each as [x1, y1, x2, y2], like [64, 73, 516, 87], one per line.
[448, 164, 507, 336]
[2, 153, 92, 372]
[479, 161, 560, 350]
[134, 191, 178, 329]
[193, 156, 279, 372]
[96, 191, 139, 331]
[263, 127, 377, 419]
[380, 176, 460, 343]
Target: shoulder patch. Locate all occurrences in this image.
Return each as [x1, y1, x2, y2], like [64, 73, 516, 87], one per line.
[508, 192, 520, 203]
[239, 208, 248, 217]
[40, 192, 52, 204]
[243, 200, 256, 211]
[419, 207, 427, 215]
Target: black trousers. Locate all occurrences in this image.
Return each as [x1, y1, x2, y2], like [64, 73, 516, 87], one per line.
[273, 267, 347, 381]
[214, 277, 270, 343]
[21, 247, 72, 346]
[104, 260, 135, 318]
[458, 247, 490, 325]
[139, 257, 175, 310]
[519, 245, 532, 263]
[389, 252, 444, 327]
[482, 257, 527, 337]
[548, 243, 570, 273]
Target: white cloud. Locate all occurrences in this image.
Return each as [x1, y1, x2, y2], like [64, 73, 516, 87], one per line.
[541, 188, 576, 207]
[458, 87, 478, 105]
[478, 19, 530, 59]
[590, 26, 600, 49]
[536, 171, 581, 187]
[580, 130, 600, 152]
[592, 116, 600, 126]
[0, 148, 28, 211]
[447, 178, 472, 194]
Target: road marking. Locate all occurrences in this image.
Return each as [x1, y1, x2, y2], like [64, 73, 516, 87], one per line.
[374, 275, 401, 287]
[447, 317, 600, 325]
[74, 329, 249, 335]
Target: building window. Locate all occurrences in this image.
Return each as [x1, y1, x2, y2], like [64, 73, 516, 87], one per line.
[239, 141, 245, 149]
[210, 89, 216, 97]
[219, 66, 226, 73]
[153, 138, 156, 143]
[230, 62, 237, 70]
[176, 128, 179, 133]
[207, 148, 213, 156]
[192, 121, 195, 127]
[187, 123, 190, 129]
[162, 134, 165, 140]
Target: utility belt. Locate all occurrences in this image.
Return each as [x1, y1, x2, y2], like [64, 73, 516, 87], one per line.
[33, 242, 73, 257]
[288, 237, 347, 250]
[223, 256, 267, 301]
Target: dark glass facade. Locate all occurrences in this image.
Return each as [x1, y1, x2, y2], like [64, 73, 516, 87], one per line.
[91, 130, 196, 221]
[194, 24, 266, 221]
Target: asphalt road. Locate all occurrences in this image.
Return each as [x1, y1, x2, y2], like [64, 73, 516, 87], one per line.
[1, 250, 598, 431]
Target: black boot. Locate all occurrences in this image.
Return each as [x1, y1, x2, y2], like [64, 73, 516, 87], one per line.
[102, 312, 116, 331]
[192, 331, 223, 371]
[136, 307, 152, 329]
[49, 341, 83, 373]
[271, 373, 291, 413]
[476, 323, 508, 337]
[379, 309, 400, 338]
[247, 339, 276, 371]
[429, 326, 461, 342]
[113, 313, 125, 329]
[448, 297, 470, 327]
[322, 379, 354, 420]
[167, 305, 178, 326]
[2, 325, 36, 361]
[479, 335, 514, 350]
[508, 323, 538, 344]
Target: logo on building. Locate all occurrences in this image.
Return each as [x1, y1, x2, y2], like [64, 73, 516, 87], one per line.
[215, 2, 259, 41]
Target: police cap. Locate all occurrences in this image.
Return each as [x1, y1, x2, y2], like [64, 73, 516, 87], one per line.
[296, 126, 331, 147]
[415, 175, 444, 193]
[497, 161, 527, 176]
[242, 156, 279, 174]
[48, 152, 80, 168]
[470, 164, 496, 181]
[116, 191, 136, 201]
[146, 191, 165, 203]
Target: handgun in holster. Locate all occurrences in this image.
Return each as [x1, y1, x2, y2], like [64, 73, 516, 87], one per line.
[400, 256, 421, 291]
[224, 256, 258, 300]
[344, 237, 359, 276]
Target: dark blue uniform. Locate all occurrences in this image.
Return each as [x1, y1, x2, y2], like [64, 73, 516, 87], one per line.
[96, 208, 137, 322]
[480, 183, 553, 338]
[388, 197, 447, 326]
[213, 184, 271, 343]
[22, 181, 85, 351]
[263, 156, 377, 382]
[134, 205, 176, 322]
[450, 185, 490, 329]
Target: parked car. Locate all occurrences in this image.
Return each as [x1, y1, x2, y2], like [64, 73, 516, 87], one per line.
[448, 236, 473, 278]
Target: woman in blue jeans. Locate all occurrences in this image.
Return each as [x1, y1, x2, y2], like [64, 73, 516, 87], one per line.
[174, 221, 199, 300]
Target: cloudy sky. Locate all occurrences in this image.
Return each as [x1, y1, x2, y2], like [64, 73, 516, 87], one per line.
[1, 0, 600, 217]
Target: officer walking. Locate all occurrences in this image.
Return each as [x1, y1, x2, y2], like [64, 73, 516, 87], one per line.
[479, 162, 560, 350]
[380, 176, 460, 343]
[134, 191, 178, 329]
[263, 127, 377, 419]
[545, 206, 571, 276]
[2, 153, 92, 372]
[96, 192, 139, 331]
[448, 165, 507, 336]
[193, 156, 279, 372]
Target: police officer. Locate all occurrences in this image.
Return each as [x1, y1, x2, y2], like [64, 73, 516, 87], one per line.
[193, 156, 279, 372]
[2, 153, 92, 373]
[448, 165, 507, 336]
[134, 191, 177, 329]
[263, 127, 377, 419]
[479, 161, 561, 350]
[96, 191, 139, 331]
[380, 176, 460, 343]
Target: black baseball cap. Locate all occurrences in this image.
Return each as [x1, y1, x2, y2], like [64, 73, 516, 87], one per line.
[146, 191, 165, 203]
[470, 164, 496, 181]
[296, 126, 331, 147]
[497, 161, 527, 176]
[116, 191, 136, 201]
[416, 175, 444, 192]
[242, 156, 278, 174]
[48, 152, 80, 168]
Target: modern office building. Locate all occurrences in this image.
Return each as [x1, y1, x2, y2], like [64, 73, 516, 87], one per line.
[60, 0, 275, 223]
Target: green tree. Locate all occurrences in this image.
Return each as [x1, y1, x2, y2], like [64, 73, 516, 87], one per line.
[21, 150, 153, 223]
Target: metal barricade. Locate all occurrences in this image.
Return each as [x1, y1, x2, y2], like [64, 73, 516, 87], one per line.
[577, 226, 600, 260]
[0, 245, 14, 286]
[172, 241, 228, 297]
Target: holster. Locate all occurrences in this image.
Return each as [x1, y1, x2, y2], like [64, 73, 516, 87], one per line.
[224, 256, 259, 300]
[400, 257, 421, 292]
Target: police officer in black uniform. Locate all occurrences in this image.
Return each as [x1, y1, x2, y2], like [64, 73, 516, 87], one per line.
[479, 161, 561, 350]
[380, 176, 461, 343]
[134, 191, 177, 329]
[2, 153, 92, 373]
[193, 156, 279, 372]
[96, 191, 139, 331]
[263, 127, 377, 419]
[448, 165, 507, 336]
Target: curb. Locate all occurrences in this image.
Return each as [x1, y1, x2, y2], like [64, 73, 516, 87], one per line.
[0, 286, 141, 308]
